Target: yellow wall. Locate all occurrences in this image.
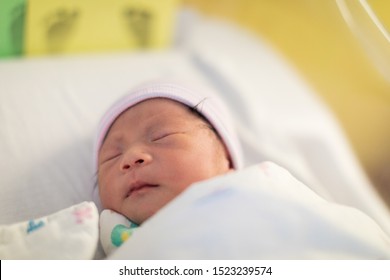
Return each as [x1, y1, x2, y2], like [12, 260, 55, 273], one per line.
[183, 0, 390, 205]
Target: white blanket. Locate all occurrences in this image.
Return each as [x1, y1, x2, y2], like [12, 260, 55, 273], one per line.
[105, 163, 390, 259]
[0, 202, 98, 260]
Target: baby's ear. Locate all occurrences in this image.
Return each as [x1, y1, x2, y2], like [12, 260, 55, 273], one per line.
[221, 143, 234, 170]
[228, 157, 234, 170]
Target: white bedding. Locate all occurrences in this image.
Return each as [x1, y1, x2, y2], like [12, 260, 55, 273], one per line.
[109, 163, 390, 259]
[0, 202, 98, 260]
[1, 8, 390, 259]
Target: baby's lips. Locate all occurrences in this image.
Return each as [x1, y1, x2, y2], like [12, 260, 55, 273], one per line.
[127, 182, 159, 197]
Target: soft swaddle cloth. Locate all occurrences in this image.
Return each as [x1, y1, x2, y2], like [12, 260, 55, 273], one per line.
[0, 201, 99, 259]
[108, 162, 390, 259]
[99, 209, 139, 255]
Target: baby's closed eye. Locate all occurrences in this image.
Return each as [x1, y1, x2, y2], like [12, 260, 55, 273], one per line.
[101, 152, 122, 164]
[99, 145, 122, 164]
[149, 123, 191, 142]
[151, 131, 183, 142]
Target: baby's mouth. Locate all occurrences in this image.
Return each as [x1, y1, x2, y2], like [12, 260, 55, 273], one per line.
[127, 183, 159, 197]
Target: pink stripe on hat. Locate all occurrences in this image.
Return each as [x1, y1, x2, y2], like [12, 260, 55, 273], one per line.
[93, 81, 243, 179]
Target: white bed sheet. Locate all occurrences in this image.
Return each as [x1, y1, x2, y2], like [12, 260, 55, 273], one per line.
[1, 8, 390, 259]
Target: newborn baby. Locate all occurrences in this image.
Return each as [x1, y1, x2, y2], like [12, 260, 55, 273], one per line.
[93, 81, 243, 254]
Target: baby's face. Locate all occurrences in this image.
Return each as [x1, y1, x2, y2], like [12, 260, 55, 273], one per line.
[98, 98, 231, 224]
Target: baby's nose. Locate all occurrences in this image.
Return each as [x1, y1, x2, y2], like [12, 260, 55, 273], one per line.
[120, 150, 152, 171]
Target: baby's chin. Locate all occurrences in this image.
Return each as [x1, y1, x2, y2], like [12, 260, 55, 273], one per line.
[125, 209, 158, 225]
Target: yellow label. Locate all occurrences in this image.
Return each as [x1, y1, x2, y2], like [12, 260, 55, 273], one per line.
[25, 0, 179, 56]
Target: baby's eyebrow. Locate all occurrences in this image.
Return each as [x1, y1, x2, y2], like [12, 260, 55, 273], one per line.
[148, 119, 193, 135]
[146, 116, 180, 129]
[147, 119, 173, 129]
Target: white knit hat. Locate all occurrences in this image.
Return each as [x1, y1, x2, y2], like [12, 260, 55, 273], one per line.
[93, 81, 243, 177]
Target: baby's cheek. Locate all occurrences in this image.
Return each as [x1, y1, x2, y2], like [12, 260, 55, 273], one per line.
[99, 188, 110, 208]
[98, 171, 113, 204]
[98, 181, 115, 209]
